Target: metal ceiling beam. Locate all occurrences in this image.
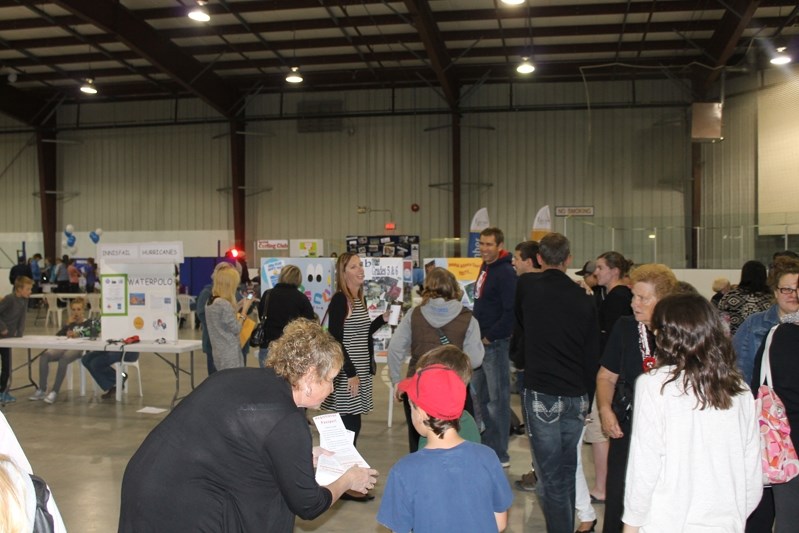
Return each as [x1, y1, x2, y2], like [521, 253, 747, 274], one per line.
[0, 84, 59, 126]
[17, 39, 713, 84]
[702, 0, 761, 90]
[49, 0, 240, 118]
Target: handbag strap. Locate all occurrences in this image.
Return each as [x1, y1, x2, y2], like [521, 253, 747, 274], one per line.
[260, 290, 271, 321]
[759, 324, 779, 387]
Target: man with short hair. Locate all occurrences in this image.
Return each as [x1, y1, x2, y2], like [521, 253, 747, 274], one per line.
[513, 240, 541, 275]
[472, 227, 517, 466]
[515, 233, 600, 532]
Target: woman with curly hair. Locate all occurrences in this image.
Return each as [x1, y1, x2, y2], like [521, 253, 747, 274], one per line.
[621, 294, 762, 533]
[119, 319, 378, 532]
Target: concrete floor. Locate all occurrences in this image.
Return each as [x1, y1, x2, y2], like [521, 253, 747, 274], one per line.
[2, 310, 603, 532]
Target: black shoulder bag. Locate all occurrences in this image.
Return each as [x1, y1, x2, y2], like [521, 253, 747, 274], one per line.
[248, 291, 270, 348]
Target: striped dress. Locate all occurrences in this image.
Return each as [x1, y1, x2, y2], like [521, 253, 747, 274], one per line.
[322, 298, 374, 415]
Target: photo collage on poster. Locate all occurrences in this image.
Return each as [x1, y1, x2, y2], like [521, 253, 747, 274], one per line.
[346, 234, 420, 268]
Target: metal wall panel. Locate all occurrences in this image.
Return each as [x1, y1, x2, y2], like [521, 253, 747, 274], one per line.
[700, 92, 758, 268]
[0, 134, 42, 234]
[245, 113, 452, 254]
[57, 123, 231, 234]
[461, 106, 690, 266]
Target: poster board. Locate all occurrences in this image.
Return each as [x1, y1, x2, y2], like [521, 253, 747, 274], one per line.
[260, 257, 335, 322]
[98, 242, 183, 341]
[289, 239, 324, 258]
[346, 235, 420, 267]
[362, 257, 404, 355]
[426, 257, 483, 309]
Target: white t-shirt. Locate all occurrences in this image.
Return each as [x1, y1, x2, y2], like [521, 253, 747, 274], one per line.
[623, 366, 762, 533]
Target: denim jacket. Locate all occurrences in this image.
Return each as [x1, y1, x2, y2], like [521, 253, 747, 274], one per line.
[732, 304, 779, 385]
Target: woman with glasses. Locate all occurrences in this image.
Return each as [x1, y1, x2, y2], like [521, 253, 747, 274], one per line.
[733, 256, 799, 533]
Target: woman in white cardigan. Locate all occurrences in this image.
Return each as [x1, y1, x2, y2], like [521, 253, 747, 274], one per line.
[622, 294, 762, 533]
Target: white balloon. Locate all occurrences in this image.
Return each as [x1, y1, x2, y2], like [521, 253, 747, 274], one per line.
[95, 228, 103, 236]
[65, 224, 74, 234]
[61, 239, 68, 248]
[69, 246, 78, 255]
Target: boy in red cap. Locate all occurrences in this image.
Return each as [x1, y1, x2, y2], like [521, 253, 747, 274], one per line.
[377, 364, 513, 532]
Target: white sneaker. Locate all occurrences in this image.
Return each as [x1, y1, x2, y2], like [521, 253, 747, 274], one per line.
[43, 391, 57, 404]
[29, 389, 46, 401]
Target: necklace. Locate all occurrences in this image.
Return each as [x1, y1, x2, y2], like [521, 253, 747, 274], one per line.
[638, 322, 656, 372]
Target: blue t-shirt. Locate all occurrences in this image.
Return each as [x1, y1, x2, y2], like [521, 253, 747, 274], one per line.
[377, 441, 513, 533]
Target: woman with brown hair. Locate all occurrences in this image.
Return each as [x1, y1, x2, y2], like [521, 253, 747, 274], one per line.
[622, 293, 762, 533]
[388, 267, 484, 452]
[320, 253, 387, 501]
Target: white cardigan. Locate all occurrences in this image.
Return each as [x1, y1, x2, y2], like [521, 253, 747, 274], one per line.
[623, 366, 762, 533]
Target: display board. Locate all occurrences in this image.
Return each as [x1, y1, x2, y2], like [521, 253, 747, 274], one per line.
[260, 257, 335, 322]
[426, 257, 483, 309]
[346, 234, 420, 267]
[98, 242, 183, 342]
[362, 257, 403, 355]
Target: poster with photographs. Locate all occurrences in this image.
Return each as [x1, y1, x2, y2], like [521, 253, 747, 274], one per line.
[426, 257, 483, 309]
[362, 257, 404, 356]
[346, 234, 420, 267]
[260, 257, 335, 322]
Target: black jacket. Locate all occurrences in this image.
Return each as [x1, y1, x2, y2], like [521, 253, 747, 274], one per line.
[256, 283, 315, 347]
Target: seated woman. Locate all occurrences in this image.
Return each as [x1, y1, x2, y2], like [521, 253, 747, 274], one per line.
[118, 318, 378, 532]
[29, 298, 96, 404]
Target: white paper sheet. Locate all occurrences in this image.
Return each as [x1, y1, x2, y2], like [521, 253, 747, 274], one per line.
[313, 413, 370, 486]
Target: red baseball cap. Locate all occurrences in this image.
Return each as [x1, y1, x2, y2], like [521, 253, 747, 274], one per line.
[397, 364, 465, 421]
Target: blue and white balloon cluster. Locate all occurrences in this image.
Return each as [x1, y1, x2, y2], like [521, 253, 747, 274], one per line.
[61, 224, 103, 255]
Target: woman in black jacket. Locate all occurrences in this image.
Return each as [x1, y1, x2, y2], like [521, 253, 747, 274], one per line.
[256, 265, 316, 367]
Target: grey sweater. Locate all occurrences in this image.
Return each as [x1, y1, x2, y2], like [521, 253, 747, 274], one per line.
[205, 297, 243, 370]
[0, 293, 27, 337]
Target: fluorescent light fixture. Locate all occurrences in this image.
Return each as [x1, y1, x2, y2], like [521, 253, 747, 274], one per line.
[771, 47, 791, 65]
[188, 2, 210, 22]
[516, 58, 535, 74]
[80, 78, 97, 95]
[286, 66, 303, 83]
[501, 0, 525, 5]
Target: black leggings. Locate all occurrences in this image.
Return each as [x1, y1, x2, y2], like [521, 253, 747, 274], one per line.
[603, 427, 631, 533]
[340, 413, 362, 447]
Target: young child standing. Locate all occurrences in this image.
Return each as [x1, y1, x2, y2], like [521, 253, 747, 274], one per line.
[377, 363, 513, 532]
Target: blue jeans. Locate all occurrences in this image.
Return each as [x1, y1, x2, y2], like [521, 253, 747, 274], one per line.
[471, 337, 511, 463]
[523, 389, 588, 533]
[82, 351, 140, 391]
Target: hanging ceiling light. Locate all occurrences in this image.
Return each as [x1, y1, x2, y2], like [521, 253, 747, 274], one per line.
[771, 46, 792, 65]
[500, 0, 525, 5]
[80, 78, 97, 95]
[188, 1, 210, 22]
[517, 57, 535, 74]
[286, 66, 303, 83]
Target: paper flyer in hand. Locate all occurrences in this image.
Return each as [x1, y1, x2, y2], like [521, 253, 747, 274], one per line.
[313, 413, 370, 486]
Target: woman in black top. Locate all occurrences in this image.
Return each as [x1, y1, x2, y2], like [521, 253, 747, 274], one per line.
[256, 264, 315, 367]
[595, 264, 678, 533]
[594, 251, 633, 352]
[119, 319, 378, 533]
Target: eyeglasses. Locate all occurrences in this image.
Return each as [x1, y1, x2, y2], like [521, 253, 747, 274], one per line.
[777, 287, 799, 295]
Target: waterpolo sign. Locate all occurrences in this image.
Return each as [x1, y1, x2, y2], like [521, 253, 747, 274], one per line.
[98, 242, 184, 264]
[555, 206, 594, 217]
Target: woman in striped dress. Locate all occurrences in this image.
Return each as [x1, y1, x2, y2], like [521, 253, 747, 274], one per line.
[322, 253, 387, 500]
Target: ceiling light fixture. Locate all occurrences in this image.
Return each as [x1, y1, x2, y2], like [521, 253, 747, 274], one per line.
[188, 1, 210, 22]
[80, 78, 97, 95]
[286, 66, 303, 83]
[517, 57, 535, 74]
[500, 0, 525, 5]
[771, 46, 791, 65]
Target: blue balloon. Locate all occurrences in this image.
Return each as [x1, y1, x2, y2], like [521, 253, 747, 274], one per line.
[67, 235, 76, 247]
[89, 231, 100, 244]
[64, 230, 72, 238]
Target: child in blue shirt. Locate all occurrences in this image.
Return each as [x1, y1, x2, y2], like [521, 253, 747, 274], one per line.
[377, 361, 513, 532]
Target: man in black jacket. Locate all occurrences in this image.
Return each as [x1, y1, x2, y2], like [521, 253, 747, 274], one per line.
[515, 232, 600, 533]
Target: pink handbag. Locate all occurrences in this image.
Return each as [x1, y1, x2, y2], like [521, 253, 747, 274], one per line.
[756, 326, 799, 485]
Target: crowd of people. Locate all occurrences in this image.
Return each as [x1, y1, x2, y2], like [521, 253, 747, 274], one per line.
[1, 235, 798, 533]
